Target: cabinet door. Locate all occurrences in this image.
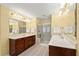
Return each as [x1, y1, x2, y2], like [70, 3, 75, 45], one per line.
[24, 36, 35, 49]
[9, 39, 16, 55]
[29, 36, 35, 46]
[15, 38, 25, 55]
[24, 37, 31, 49]
[31, 36, 35, 45]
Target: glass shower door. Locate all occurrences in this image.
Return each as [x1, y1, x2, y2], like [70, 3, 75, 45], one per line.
[37, 24, 51, 44]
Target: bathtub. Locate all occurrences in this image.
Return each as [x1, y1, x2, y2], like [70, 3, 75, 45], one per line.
[49, 34, 76, 56]
[49, 34, 76, 49]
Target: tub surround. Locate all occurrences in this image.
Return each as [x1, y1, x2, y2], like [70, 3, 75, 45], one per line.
[49, 34, 76, 49]
[49, 34, 76, 56]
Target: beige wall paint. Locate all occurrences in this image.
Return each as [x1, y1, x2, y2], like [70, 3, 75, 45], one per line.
[77, 3, 79, 56]
[0, 5, 10, 55]
[37, 18, 50, 25]
[30, 18, 37, 33]
[51, 11, 75, 35]
[0, 5, 1, 55]
[52, 12, 75, 27]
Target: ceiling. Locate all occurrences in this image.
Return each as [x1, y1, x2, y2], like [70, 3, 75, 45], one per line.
[2, 3, 62, 19]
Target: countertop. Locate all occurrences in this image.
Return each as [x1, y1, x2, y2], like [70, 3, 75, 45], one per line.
[48, 34, 76, 49]
[9, 33, 36, 39]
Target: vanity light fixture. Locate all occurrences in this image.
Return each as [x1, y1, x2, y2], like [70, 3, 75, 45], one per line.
[63, 9, 69, 15]
[58, 3, 71, 16]
[58, 3, 67, 16]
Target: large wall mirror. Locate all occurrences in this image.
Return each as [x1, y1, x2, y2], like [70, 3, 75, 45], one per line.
[18, 21, 26, 33]
[9, 19, 27, 34]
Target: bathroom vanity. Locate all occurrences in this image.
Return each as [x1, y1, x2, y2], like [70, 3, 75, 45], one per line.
[49, 34, 76, 56]
[9, 34, 36, 56]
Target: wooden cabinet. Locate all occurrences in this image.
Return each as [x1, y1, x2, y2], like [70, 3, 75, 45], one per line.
[15, 38, 25, 55]
[30, 36, 35, 46]
[49, 45, 76, 56]
[9, 35, 36, 56]
[24, 37, 31, 49]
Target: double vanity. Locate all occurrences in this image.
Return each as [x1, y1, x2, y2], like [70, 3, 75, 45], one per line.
[9, 33, 36, 56]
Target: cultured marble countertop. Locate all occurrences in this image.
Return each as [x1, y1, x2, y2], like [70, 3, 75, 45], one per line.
[9, 33, 36, 39]
[48, 34, 76, 49]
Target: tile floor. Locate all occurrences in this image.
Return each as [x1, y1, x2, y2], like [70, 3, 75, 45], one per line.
[19, 43, 49, 56]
